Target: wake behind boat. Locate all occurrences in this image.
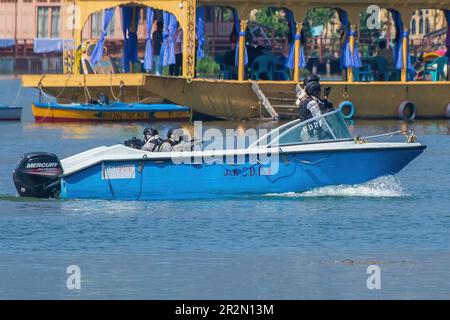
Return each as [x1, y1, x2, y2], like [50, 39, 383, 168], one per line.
[12, 110, 425, 200]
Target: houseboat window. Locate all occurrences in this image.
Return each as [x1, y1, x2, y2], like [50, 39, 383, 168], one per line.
[37, 7, 49, 38]
[91, 11, 115, 38]
[37, 6, 60, 38]
[50, 7, 60, 38]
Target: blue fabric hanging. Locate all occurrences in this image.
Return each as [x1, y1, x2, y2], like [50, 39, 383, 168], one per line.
[233, 9, 248, 67]
[163, 14, 177, 67]
[285, 9, 307, 70]
[122, 6, 140, 72]
[389, 9, 403, 67]
[285, 10, 296, 69]
[160, 12, 170, 64]
[144, 7, 154, 71]
[33, 39, 64, 53]
[196, 6, 205, 60]
[395, 31, 414, 79]
[298, 34, 306, 69]
[90, 8, 115, 65]
[351, 31, 362, 68]
[0, 39, 15, 48]
[337, 9, 360, 69]
[444, 9, 450, 57]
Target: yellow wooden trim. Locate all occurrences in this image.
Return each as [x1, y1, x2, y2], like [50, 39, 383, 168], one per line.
[22, 73, 450, 89]
[238, 20, 248, 82]
[187, 78, 450, 86]
[22, 74, 146, 87]
[401, 30, 408, 82]
[293, 23, 302, 83]
[32, 104, 190, 120]
[347, 25, 356, 83]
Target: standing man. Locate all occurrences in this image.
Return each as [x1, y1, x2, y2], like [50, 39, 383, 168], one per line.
[152, 21, 164, 75]
[297, 75, 334, 122]
[174, 24, 183, 76]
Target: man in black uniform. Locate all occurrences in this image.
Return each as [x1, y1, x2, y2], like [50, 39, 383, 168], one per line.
[297, 76, 336, 140]
[297, 75, 334, 122]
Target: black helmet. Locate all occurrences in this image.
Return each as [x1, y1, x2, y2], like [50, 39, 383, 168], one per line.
[305, 81, 321, 98]
[303, 74, 320, 86]
[143, 126, 158, 138]
[167, 128, 175, 139]
[167, 128, 183, 143]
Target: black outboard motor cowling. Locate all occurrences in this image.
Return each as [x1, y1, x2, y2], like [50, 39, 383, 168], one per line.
[13, 152, 63, 198]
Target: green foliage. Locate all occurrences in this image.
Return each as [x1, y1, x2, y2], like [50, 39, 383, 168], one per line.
[359, 11, 383, 38]
[254, 8, 289, 37]
[196, 55, 220, 77]
[306, 8, 335, 28]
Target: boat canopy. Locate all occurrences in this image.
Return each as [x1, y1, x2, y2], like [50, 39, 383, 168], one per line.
[249, 109, 353, 148]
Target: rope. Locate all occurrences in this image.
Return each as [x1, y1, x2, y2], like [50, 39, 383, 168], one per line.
[35, 84, 54, 123]
[109, 72, 120, 102]
[37, 73, 72, 101]
[83, 74, 92, 103]
[9, 81, 23, 107]
[34, 101, 53, 123]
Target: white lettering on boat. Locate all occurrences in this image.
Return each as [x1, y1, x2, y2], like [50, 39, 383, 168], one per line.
[26, 162, 59, 169]
[102, 164, 136, 180]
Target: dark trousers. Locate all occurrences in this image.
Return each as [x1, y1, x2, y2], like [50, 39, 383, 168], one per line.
[169, 54, 183, 76]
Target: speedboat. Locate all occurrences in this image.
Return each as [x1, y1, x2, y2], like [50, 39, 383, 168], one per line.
[13, 110, 425, 200]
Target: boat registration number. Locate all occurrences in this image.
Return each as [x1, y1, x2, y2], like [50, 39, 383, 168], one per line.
[102, 164, 136, 180]
[224, 165, 270, 177]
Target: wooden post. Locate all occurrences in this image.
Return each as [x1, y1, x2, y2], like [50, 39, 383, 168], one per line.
[238, 19, 248, 82]
[347, 24, 357, 82]
[293, 23, 302, 82]
[182, 0, 196, 79]
[401, 28, 409, 82]
[72, 29, 82, 75]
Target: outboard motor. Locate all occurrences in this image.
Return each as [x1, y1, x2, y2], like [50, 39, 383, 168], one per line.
[13, 152, 63, 198]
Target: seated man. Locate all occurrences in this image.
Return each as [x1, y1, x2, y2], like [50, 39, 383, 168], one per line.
[376, 39, 394, 66]
[141, 127, 163, 152]
[159, 128, 191, 152]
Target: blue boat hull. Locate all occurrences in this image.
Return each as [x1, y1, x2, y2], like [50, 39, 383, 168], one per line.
[60, 146, 425, 200]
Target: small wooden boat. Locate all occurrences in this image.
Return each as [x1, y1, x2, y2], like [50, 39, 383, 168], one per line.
[32, 102, 191, 122]
[0, 105, 22, 121]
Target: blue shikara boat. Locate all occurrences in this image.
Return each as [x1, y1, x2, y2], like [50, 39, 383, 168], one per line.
[13, 110, 425, 200]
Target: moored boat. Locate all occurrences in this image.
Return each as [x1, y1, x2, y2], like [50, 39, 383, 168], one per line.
[32, 102, 191, 122]
[13, 110, 425, 200]
[0, 104, 22, 121]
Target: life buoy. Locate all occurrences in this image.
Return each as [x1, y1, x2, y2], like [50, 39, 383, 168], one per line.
[398, 101, 416, 120]
[338, 101, 355, 119]
[446, 103, 450, 118]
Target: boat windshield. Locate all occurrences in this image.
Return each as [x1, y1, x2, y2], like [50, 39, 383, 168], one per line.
[249, 110, 353, 148]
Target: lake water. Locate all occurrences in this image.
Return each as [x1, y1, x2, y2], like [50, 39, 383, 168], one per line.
[1, 78, 450, 299]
